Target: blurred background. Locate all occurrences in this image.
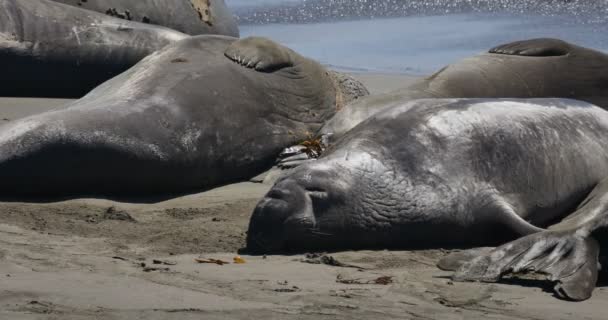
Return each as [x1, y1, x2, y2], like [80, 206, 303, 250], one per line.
[225, 0, 608, 75]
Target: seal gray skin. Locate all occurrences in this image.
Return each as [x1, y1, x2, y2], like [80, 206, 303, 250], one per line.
[51, 0, 239, 37]
[248, 98, 608, 259]
[277, 38, 608, 168]
[0, 0, 188, 98]
[439, 177, 608, 301]
[0, 36, 367, 197]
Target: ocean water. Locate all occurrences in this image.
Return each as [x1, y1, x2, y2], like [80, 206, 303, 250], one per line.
[225, 0, 608, 74]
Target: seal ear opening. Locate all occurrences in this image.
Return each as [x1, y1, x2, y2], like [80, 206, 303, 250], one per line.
[489, 38, 571, 57]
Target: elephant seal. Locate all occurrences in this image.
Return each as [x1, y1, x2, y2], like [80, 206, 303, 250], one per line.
[51, 0, 239, 37]
[0, 36, 368, 197]
[278, 38, 608, 167]
[0, 0, 188, 98]
[248, 98, 608, 298]
[323, 38, 608, 138]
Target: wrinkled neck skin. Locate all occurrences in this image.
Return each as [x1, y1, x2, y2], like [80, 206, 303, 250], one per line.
[294, 145, 456, 250]
[262, 57, 339, 131]
[260, 56, 370, 136]
[327, 71, 370, 111]
[249, 140, 467, 252]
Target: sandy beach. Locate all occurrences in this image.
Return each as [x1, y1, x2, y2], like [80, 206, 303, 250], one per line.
[1, 73, 606, 320]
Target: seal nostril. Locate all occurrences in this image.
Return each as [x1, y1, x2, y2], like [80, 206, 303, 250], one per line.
[305, 186, 326, 193]
[267, 188, 290, 200]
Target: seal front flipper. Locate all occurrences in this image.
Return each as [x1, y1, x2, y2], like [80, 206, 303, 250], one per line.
[275, 134, 333, 169]
[489, 38, 571, 57]
[224, 37, 295, 72]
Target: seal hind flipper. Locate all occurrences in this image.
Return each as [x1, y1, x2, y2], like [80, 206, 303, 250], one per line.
[489, 38, 571, 57]
[448, 178, 608, 301]
[450, 230, 599, 301]
[224, 37, 295, 72]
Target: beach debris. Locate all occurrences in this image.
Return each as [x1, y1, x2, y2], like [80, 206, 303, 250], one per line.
[233, 256, 246, 264]
[274, 281, 301, 292]
[195, 258, 229, 265]
[274, 286, 301, 293]
[190, 0, 213, 25]
[329, 289, 369, 299]
[373, 276, 394, 285]
[336, 274, 394, 285]
[112, 256, 128, 261]
[143, 267, 170, 273]
[104, 206, 136, 222]
[300, 253, 366, 269]
[153, 259, 178, 266]
[85, 214, 98, 224]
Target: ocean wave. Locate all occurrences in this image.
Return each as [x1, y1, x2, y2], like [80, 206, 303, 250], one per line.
[233, 0, 608, 25]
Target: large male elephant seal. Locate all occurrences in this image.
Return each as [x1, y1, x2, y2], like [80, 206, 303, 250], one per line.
[249, 98, 608, 300]
[278, 38, 608, 167]
[0, 0, 188, 98]
[51, 0, 239, 37]
[0, 36, 367, 197]
[325, 38, 608, 137]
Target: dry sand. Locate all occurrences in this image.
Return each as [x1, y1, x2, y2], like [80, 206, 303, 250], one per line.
[0, 74, 606, 320]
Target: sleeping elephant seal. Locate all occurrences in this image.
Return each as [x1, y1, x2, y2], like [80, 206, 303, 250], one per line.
[50, 0, 239, 37]
[0, 0, 188, 98]
[278, 38, 608, 167]
[323, 38, 608, 138]
[0, 36, 368, 197]
[249, 98, 608, 299]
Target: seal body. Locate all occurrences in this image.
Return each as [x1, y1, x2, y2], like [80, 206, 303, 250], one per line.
[51, 0, 239, 37]
[320, 39, 608, 139]
[248, 98, 608, 252]
[0, 36, 367, 197]
[0, 0, 188, 97]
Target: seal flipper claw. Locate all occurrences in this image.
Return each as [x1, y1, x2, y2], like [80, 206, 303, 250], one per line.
[451, 230, 599, 301]
[489, 38, 571, 57]
[225, 37, 294, 72]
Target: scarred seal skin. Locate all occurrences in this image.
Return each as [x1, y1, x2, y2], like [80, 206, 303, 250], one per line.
[0, 0, 188, 98]
[0, 36, 367, 197]
[248, 98, 608, 253]
[50, 0, 239, 37]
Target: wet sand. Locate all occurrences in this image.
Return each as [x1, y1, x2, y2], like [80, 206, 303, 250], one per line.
[0, 74, 606, 319]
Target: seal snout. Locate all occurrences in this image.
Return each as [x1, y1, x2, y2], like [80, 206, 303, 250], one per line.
[247, 178, 316, 253]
